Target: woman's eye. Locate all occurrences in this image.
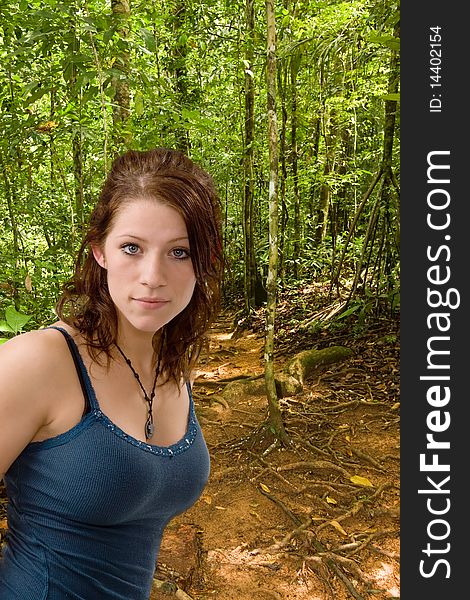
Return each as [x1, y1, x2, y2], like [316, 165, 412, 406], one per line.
[122, 243, 140, 255]
[172, 247, 190, 259]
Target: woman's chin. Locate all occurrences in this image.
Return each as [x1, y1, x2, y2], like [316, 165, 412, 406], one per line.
[118, 313, 167, 336]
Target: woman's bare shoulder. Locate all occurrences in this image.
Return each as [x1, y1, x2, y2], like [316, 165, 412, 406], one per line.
[0, 325, 81, 474]
[0, 323, 74, 375]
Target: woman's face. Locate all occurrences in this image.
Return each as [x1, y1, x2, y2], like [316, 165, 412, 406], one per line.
[92, 198, 196, 335]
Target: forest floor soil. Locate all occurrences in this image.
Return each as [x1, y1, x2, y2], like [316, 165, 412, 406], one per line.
[153, 298, 400, 600]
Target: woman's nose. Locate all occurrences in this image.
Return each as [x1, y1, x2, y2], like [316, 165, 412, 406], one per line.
[140, 254, 167, 287]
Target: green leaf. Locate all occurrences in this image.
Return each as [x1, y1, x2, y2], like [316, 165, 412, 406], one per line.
[367, 34, 400, 52]
[76, 70, 98, 87]
[178, 33, 188, 46]
[140, 28, 156, 53]
[134, 91, 144, 116]
[0, 338, 10, 345]
[5, 306, 32, 334]
[281, 15, 290, 27]
[103, 27, 116, 45]
[0, 321, 14, 334]
[337, 304, 361, 319]
[381, 93, 400, 103]
[24, 86, 50, 106]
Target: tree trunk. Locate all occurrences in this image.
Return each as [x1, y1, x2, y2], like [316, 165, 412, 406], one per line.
[65, 19, 83, 238]
[170, 0, 190, 153]
[264, 0, 288, 444]
[315, 112, 335, 245]
[243, 0, 256, 313]
[290, 55, 301, 277]
[111, 0, 131, 150]
[315, 161, 331, 244]
[0, 152, 20, 308]
[307, 116, 321, 238]
[277, 64, 288, 286]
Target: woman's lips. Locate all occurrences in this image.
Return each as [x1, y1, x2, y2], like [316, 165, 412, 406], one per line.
[133, 298, 169, 309]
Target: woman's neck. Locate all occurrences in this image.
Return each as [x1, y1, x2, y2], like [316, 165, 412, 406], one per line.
[115, 324, 159, 375]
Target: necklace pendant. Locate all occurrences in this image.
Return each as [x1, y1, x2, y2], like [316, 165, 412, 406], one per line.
[145, 418, 154, 440]
[115, 342, 158, 442]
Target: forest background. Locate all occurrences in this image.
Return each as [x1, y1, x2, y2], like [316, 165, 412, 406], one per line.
[0, 0, 400, 338]
[1, 1, 400, 598]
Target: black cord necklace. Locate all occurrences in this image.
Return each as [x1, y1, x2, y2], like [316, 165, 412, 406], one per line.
[115, 344, 159, 441]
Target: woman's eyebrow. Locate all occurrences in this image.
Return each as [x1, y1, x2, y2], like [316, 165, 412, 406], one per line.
[116, 234, 146, 241]
[116, 234, 189, 243]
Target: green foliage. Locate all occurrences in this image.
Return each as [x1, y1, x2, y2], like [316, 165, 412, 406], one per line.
[0, 305, 33, 343]
[0, 0, 399, 321]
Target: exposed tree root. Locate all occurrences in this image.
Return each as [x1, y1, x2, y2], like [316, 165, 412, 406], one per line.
[257, 486, 369, 600]
[351, 447, 385, 471]
[333, 529, 399, 557]
[247, 450, 299, 490]
[277, 460, 352, 480]
[151, 578, 194, 599]
[315, 483, 391, 533]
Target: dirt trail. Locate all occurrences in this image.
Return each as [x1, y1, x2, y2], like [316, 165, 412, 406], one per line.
[154, 311, 400, 600]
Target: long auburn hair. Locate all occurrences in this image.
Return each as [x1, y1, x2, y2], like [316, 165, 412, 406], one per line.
[56, 147, 223, 383]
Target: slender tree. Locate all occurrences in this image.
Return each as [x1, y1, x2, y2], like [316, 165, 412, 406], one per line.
[290, 53, 301, 276]
[169, 0, 191, 153]
[277, 62, 288, 284]
[0, 152, 20, 308]
[111, 0, 131, 150]
[67, 17, 84, 229]
[314, 108, 335, 245]
[243, 0, 256, 313]
[264, 0, 288, 443]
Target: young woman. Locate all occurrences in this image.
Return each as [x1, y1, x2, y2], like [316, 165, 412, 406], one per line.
[0, 148, 223, 599]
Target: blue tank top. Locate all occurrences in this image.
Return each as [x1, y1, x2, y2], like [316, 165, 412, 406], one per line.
[0, 327, 210, 599]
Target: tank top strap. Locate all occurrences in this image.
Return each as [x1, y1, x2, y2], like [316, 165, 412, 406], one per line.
[186, 381, 194, 413]
[46, 326, 99, 413]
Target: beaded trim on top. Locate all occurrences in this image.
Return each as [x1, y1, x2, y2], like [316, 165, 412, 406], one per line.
[93, 400, 199, 457]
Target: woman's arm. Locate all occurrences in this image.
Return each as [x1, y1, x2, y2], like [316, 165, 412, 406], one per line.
[0, 330, 56, 478]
